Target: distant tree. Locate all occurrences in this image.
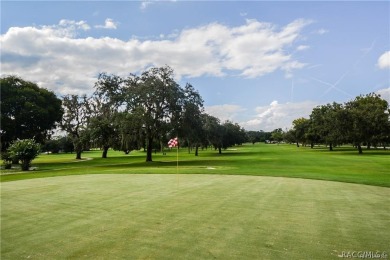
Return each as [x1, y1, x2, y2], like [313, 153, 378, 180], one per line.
[202, 114, 223, 154]
[90, 74, 125, 158]
[283, 129, 296, 144]
[246, 131, 262, 145]
[43, 136, 74, 154]
[42, 139, 62, 154]
[59, 136, 75, 153]
[309, 103, 347, 151]
[7, 139, 40, 171]
[88, 97, 118, 158]
[292, 117, 310, 147]
[345, 93, 389, 154]
[114, 111, 144, 154]
[258, 130, 272, 143]
[60, 95, 90, 159]
[124, 66, 185, 162]
[222, 121, 246, 148]
[271, 128, 284, 144]
[0, 76, 63, 151]
[179, 84, 204, 156]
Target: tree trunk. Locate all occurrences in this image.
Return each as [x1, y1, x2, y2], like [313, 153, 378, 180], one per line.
[218, 146, 222, 154]
[296, 142, 300, 147]
[76, 151, 82, 160]
[357, 144, 363, 154]
[21, 160, 30, 171]
[310, 142, 314, 149]
[12, 158, 19, 164]
[146, 137, 153, 162]
[102, 146, 109, 158]
[367, 143, 371, 149]
[195, 145, 199, 156]
[329, 143, 333, 151]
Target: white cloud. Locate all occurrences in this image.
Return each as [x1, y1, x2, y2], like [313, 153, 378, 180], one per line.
[205, 104, 247, 122]
[376, 88, 390, 102]
[314, 28, 328, 35]
[0, 18, 311, 95]
[377, 51, 390, 69]
[296, 45, 309, 51]
[241, 100, 319, 131]
[95, 18, 119, 29]
[140, 0, 154, 10]
[58, 19, 91, 31]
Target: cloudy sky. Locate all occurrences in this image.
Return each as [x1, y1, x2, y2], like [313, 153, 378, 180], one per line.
[1, 1, 389, 131]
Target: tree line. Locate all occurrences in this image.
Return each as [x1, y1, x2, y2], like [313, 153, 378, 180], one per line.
[1, 66, 247, 166]
[1, 66, 389, 170]
[283, 93, 390, 153]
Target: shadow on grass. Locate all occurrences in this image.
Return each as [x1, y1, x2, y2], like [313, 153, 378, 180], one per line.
[302, 146, 390, 155]
[95, 159, 236, 169]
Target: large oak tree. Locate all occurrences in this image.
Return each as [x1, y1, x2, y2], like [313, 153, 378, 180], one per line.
[0, 76, 63, 151]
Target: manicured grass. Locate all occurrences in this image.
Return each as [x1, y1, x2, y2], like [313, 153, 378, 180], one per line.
[1, 143, 389, 187]
[1, 174, 389, 259]
[1, 144, 389, 259]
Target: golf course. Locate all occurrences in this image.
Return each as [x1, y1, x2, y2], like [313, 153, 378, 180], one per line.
[1, 143, 389, 259]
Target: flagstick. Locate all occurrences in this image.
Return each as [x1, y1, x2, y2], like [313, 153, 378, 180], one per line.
[168, 137, 179, 188]
[176, 143, 179, 187]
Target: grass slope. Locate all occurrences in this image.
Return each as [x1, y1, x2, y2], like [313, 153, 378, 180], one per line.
[1, 143, 389, 187]
[1, 174, 389, 259]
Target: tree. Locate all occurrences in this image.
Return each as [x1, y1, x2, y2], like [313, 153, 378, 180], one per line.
[202, 113, 224, 154]
[91, 66, 203, 162]
[42, 136, 74, 154]
[124, 66, 185, 162]
[60, 95, 90, 159]
[309, 103, 347, 151]
[246, 131, 262, 145]
[271, 128, 284, 144]
[88, 97, 118, 158]
[345, 93, 389, 154]
[89, 74, 125, 158]
[7, 139, 40, 171]
[113, 111, 144, 154]
[0, 76, 63, 151]
[179, 84, 204, 156]
[292, 117, 310, 147]
[222, 121, 246, 148]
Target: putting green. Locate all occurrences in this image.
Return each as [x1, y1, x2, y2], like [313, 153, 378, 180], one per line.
[1, 174, 389, 259]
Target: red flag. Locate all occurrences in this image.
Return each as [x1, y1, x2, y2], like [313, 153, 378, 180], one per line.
[168, 137, 178, 148]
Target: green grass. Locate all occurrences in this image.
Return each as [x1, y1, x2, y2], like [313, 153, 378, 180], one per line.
[1, 174, 389, 259]
[1, 143, 389, 187]
[1, 144, 389, 259]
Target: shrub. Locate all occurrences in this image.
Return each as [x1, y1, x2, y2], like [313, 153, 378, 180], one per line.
[1, 152, 12, 169]
[8, 139, 41, 171]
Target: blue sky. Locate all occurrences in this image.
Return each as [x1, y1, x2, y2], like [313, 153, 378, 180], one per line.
[1, 1, 389, 131]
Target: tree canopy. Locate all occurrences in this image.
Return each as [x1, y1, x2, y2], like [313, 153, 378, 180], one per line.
[287, 93, 389, 153]
[0, 76, 63, 151]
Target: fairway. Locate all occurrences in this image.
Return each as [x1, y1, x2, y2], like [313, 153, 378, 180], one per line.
[2, 144, 390, 187]
[1, 174, 389, 259]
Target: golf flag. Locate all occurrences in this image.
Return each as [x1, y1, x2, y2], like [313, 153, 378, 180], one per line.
[168, 137, 178, 148]
[168, 137, 180, 186]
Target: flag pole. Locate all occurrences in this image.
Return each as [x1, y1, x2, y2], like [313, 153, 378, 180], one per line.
[176, 138, 179, 187]
[169, 137, 180, 188]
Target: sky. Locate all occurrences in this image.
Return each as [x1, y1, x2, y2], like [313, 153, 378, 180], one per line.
[1, 1, 390, 131]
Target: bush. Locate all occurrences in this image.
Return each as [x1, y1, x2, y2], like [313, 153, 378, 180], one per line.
[8, 139, 41, 171]
[1, 152, 12, 169]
